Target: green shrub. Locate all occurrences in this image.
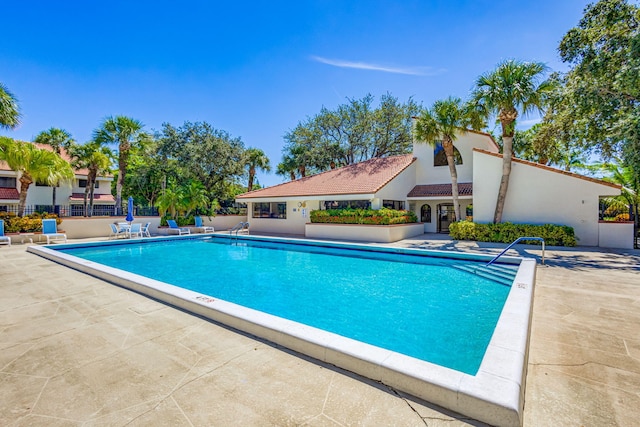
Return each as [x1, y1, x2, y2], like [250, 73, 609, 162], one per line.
[448, 221, 577, 247]
[159, 214, 194, 227]
[0, 212, 62, 233]
[310, 208, 417, 225]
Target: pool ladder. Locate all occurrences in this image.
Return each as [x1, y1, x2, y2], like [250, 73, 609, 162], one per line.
[229, 222, 250, 240]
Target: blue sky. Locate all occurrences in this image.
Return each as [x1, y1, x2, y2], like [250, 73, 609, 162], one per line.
[1, 1, 590, 187]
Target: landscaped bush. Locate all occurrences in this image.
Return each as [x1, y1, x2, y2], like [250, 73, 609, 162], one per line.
[448, 220, 577, 247]
[159, 215, 195, 227]
[0, 212, 62, 233]
[310, 208, 417, 225]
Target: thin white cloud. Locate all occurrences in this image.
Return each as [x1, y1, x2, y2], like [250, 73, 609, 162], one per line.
[310, 55, 444, 76]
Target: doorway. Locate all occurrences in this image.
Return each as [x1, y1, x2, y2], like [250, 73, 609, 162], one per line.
[438, 203, 455, 233]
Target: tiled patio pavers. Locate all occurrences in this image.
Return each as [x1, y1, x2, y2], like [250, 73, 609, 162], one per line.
[1, 236, 639, 426]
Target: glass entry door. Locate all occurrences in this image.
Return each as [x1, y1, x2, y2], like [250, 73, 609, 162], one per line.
[438, 204, 455, 233]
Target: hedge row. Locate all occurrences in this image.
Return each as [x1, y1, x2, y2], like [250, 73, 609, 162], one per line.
[0, 212, 62, 233]
[310, 208, 418, 225]
[448, 220, 577, 247]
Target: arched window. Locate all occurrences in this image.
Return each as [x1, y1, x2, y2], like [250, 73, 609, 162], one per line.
[433, 142, 462, 166]
[421, 204, 432, 223]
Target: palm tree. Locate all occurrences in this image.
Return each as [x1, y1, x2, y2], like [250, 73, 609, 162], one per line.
[34, 128, 75, 212]
[471, 59, 554, 223]
[93, 116, 146, 214]
[244, 148, 271, 192]
[414, 97, 485, 223]
[182, 181, 209, 218]
[599, 160, 639, 224]
[0, 137, 74, 216]
[0, 83, 21, 129]
[155, 185, 183, 220]
[276, 155, 298, 181]
[68, 142, 112, 217]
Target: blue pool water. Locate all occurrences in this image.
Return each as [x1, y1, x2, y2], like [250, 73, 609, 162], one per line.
[59, 237, 511, 375]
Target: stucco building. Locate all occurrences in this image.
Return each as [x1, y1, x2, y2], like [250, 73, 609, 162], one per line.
[237, 131, 629, 248]
[0, 142, 115, 215]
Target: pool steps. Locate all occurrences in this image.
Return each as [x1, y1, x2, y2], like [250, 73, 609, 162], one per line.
[451, 263, 518, 287]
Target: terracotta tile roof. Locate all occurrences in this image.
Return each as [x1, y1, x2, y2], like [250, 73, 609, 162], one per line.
[69, 193, 115, 203]
[473, 149, 622, 190]
[0, 187, 19, 200]
[237, 154, 416, 199]
[407, 183, 473, 198]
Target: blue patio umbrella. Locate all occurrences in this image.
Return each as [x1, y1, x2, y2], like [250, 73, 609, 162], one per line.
[125, 196, 134, 223]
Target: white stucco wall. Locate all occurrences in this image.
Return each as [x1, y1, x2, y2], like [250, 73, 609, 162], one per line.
[598, 222, 635, 249]
[247, 200, 320, 235]
[57, 217, 161, 239]
[24, 176, 114, 206]
[305, 223, 425, 243]
[374, 162, 417, 205]
[473, 151, 621, 246]
[413, 132, 497, 185]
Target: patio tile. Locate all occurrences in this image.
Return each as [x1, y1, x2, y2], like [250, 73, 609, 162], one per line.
[1, 236, 639, 425]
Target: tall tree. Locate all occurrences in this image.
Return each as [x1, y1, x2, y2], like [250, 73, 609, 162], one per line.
[0, 137, 74, 216]
[156, 121, 245, 203]
[93, 116, 146, 214]
[551, 0, 640, 171]
[68, 142, 112, 217]
[414, 97, 485, 223]
[34, 128, 75, 211]
[371, 93, 420, 158]
[0, 83, 21, 129]
[123, 139, 176, 207]
[471, 59, 554, 223]
[244, 147, 271, 192]
[280, 93, 419, 181]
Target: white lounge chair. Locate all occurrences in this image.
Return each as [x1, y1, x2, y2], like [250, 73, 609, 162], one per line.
[141, 222, 151, 237]
[167, 219, 190, 235]
[0, 220, 11, 246]
[109, 223, 127, 239]
[42, 219, 67, 244]
[194, 216, 214, 233]
[127, 223, 143, 238]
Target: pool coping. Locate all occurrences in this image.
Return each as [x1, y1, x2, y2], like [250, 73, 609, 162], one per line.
[28, 234, 535, 427]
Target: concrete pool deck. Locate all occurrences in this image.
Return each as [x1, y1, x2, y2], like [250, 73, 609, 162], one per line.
[1, 234, 639, 426]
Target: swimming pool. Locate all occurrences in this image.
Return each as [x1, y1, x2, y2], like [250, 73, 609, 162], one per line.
[29, 235, 536, 427]
[56, 238, 511, 375]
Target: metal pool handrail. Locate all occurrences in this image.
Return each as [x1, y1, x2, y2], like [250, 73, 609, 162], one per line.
[486, 236, 545, 266]
[229, 221, 250, 238]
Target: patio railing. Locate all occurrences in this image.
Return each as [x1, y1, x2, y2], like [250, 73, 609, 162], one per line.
[0, 204, 159, 218]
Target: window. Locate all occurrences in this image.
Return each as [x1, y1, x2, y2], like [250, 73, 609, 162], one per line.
[0, 177, 17, 187]
[78, 179, 99, 188]
[421, 204, 432, 223]
[323, 200, 371, 210]
[252, 202, 287, 219]
[433, 142, 462, 166]
[36, 181, 59, 187]
[382, 200, 405, 210]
